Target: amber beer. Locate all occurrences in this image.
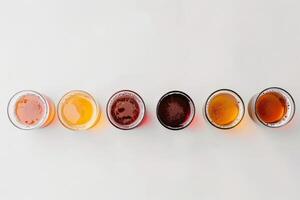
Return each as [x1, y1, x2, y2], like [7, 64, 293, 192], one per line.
[249, 87, 295, 128]
[205, 89, 245, 129]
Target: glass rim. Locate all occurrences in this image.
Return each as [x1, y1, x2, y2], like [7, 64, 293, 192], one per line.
[7, 90, 50, 130]
[205, 89, 245, 130]
[57, 90, 100, 131]
[106, 89, 146, 130]
[156, 90, 195, 131]
[254, 87, 296, 128]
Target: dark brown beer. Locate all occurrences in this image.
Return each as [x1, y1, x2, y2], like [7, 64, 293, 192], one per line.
[157, 91, 195, 130]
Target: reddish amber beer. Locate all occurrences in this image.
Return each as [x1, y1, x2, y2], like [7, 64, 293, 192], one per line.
[107, 90, 145, 130]
[249, 87, 295, 128]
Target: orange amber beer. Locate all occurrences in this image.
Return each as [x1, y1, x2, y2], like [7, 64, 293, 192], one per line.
[249, 87, 295, 128]
[205, 89, 245, 129]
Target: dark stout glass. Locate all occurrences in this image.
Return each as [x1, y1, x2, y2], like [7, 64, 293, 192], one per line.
[157, 91, 195, 130]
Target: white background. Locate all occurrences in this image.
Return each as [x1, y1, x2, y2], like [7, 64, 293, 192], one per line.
[0, 0, 300, 199]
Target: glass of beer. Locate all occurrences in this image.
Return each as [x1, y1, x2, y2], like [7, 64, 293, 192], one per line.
[7, 90, 55, 130]
[156, 91, 195, 130]
[205, 89, 245, 129]
[106, 90, 146, 130]
[57, 90, 100, 131]
[248, 87, 295, 128]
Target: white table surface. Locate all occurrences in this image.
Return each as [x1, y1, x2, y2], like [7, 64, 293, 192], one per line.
[0, 0, 300, 199]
